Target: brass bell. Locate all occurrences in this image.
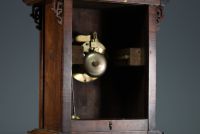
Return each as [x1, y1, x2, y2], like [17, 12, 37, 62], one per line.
[84, 52, 107, 77]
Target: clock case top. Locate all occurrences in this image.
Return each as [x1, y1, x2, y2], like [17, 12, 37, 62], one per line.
[23, 0, 164, 6]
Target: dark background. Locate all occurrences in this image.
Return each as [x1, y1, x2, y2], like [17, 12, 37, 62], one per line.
[0, 0, 200, 134]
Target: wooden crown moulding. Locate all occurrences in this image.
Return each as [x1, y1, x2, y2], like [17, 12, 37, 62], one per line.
[23, 0, 162, 6]
[76, 0, 161, 6]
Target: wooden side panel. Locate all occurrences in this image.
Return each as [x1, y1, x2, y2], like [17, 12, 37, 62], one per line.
[43, 0, 63, 131]
[148, 6, 157, 130]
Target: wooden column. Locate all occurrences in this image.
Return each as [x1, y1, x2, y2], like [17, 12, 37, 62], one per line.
[148, 6, 160, 132]
[62, 0, 72, 133]
[43, 0, 63, 131]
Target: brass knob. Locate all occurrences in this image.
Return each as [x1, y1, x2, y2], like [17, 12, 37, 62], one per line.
[84, 52, 107, 77]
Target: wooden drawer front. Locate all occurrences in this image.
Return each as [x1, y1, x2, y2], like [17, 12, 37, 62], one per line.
[71, 120, 148, 132]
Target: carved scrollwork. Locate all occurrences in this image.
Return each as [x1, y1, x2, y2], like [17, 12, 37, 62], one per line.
[30, 5, 42, 30]
[51, 0, 64, 25]
[156, 6, 164, 25]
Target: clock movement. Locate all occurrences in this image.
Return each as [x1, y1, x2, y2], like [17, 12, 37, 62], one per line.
[23, 0, 165, 134]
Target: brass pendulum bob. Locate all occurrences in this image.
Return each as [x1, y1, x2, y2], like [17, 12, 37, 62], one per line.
[84, 52, 107, 77]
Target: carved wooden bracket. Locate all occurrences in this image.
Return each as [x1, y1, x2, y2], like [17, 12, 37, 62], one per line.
[30, 5, 42, 30]
[154, 6, 164, 31]
[156, 6, 164, 25]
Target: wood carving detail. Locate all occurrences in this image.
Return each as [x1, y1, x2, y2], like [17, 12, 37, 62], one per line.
[31, 5, 42, 30]
[156, 6, 164, 25]
[51, 0, 64, 25]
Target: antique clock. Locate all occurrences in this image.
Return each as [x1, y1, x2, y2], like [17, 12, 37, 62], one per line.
[23, 0, 165, 134]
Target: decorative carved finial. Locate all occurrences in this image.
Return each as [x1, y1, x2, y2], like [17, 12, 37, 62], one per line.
[156, 6, 164, 25]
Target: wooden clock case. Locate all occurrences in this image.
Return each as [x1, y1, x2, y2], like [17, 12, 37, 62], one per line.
[23, 0, 165, 134]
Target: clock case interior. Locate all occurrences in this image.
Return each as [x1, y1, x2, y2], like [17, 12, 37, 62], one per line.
[72, 2, 149, 120]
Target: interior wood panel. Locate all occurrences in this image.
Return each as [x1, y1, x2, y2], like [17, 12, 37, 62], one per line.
[72, 5, 149, 120]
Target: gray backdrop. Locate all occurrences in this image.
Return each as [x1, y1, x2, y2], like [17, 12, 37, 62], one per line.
[0, 0, 200, 134]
